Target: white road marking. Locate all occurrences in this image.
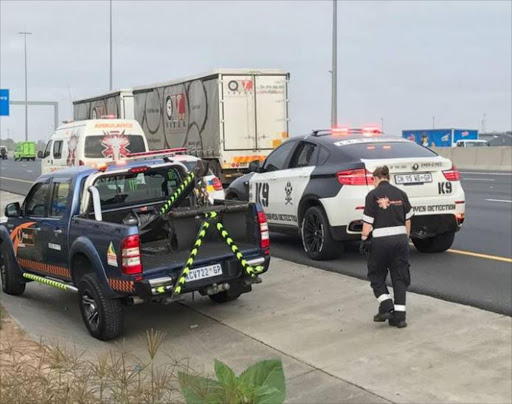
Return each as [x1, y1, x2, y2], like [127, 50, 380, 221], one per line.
[463, 178, 495, 181]
[485, 199, 512, 203]
[460, 172, 512, 176]
[0, 176, 34, 184]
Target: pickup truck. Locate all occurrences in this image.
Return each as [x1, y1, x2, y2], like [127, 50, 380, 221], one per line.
[0, 158, 270, 340]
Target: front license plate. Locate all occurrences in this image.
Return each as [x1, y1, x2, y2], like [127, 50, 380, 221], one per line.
[186, 264, 223, 282]
[395, 173, 432, 184]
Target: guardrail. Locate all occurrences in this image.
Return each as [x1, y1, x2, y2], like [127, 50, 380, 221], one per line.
[432, 146, 511, 171]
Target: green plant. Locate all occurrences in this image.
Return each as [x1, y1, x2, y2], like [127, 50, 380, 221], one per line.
[178, 359, 286, 404]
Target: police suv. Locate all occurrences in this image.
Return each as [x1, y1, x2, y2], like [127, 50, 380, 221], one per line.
[226, 128, 465, 260]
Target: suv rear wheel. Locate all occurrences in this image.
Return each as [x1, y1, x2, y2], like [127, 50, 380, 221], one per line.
[301, 206, 341, 260]
[78, 274, 123, 340]
[412, 232, 455, 253]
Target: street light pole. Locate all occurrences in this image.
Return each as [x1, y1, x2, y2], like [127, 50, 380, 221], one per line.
[19, 30, 32, 141]
[331, 0, 337, 127]
[109, 0, 113, 90]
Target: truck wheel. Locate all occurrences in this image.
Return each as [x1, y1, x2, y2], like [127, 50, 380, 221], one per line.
[78, 274, 123, 340]
[301, 206, 341, 260]
[209, 290, 241, 303]
[0, 244, 26, 296]
[412, 232, 455, 253]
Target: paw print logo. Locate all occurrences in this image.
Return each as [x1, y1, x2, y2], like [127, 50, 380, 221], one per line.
[285, 182, 293, 205]
[377, 197, 390, 209]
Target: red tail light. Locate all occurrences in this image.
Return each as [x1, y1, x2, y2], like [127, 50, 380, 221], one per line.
[443, 165, 460, 181]
[129, 166, 149, 174]
[121, 235, 142, 275]
[212, 177, 223, 191]
[79, 160, 85, 166]
[258, 211, 270, 249]
[337, 169, 374, 186]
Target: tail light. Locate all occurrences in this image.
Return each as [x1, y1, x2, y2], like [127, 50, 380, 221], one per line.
[443, 165, 460, 181]
[121, 235, 142, 275]
[129, 166, 149, 174]
[258, 211, 270, 249]
[337, 169, 374, 186]
[78, 160, 85, 166]
[212, 177, 223, 191]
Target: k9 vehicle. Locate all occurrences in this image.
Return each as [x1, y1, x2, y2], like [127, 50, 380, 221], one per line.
[0, 158, 270, 340]
[226, 128, 465, 260]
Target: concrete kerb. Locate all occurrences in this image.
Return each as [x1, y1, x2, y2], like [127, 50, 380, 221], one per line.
[0, 190, 511, 403]
[432, 146, 512, 171]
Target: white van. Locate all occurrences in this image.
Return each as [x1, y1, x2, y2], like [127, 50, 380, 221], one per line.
[456, 139, 489, 147]
[40, 119, 149, 174]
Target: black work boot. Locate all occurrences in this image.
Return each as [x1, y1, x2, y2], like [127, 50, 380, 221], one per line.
[389, 311, 407, 328]
[373, 311, 393, 322]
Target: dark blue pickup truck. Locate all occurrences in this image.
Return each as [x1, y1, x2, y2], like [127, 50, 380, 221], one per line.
[0, 159, 270, 340]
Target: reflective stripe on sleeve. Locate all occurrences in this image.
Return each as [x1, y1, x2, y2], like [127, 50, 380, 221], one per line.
[373, 225, 407, 238]
[362, 214, 374, 224]
[377, 294, 392, 303]
[406, 210, 414, 220]
[394, 305, 406, 312]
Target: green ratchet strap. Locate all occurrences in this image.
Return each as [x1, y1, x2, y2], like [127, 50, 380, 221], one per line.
[171, 211, 265, 298]
[159, 171, 196, 215]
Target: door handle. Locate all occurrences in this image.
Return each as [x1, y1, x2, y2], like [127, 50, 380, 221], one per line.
[54, 229, 63, 234]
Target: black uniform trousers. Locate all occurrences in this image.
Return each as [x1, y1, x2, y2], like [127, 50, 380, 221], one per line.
[367, 234, 410, 314]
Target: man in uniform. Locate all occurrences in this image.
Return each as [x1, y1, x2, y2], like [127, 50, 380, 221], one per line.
[359, 165, 413, 328]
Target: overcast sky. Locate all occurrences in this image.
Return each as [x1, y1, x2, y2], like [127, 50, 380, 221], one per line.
[1, 0, 511, 142]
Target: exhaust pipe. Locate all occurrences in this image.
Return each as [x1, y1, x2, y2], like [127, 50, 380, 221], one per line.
[206, 283, 230, 295]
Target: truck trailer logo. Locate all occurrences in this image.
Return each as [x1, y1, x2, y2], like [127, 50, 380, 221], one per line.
[227, 80, 253, 94]
[165, 94, 186, 128]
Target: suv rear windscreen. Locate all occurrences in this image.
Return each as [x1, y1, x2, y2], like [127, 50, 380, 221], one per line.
[84, 135, 146, 158]
[343, 142, 437, 160]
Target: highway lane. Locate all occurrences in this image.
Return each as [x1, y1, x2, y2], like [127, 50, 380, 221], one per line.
[1, 160, 511, 314]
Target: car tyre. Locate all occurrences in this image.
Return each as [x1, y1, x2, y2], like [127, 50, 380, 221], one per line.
[301, 206, 340, 260]
[209, 290, 241, 303]
[78, 274, 123, 340]
[412, 232, 455, 253]
[0, 243, 26, 296]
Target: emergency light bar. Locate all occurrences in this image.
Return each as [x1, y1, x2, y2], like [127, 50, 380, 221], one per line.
[313, 127, 382, 137]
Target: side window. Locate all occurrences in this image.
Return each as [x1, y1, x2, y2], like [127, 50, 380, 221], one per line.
[44, 140, 53, 158]
[262, 141, 296, 172]
[50, 180, 71, 217]
[290, 142, 317, 168]
[53, 141, 63, 159]
[24, 182, 50, 217]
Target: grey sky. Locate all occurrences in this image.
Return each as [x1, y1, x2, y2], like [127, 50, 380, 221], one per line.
[1, 0, 511, 143]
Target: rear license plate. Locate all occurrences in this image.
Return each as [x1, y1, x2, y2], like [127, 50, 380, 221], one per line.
[395, 173, 432, 184]
[186, 264, 223, 282]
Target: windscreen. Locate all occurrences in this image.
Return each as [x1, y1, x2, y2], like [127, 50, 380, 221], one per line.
[94, 167, 182, 209]
[343, 142, 437, 160]
[84, 135, 146, 159]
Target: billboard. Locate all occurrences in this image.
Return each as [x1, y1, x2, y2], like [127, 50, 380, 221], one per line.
[453, 129, 478, 144]
[0, 89, 9, 116]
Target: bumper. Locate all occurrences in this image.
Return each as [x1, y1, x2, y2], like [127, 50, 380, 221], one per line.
[132, 255, 269, 301]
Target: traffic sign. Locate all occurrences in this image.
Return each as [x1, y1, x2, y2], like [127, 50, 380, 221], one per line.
[0, 89, 9, 116]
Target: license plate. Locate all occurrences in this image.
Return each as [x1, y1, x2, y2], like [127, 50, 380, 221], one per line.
[186, 264, 223, 282]
[395, 173, 432, 184]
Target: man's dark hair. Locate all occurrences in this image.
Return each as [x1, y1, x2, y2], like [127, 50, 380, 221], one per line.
[373, 165, 390, 180]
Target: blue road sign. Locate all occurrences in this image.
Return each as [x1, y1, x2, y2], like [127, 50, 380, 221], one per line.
[0, 89, 9, 116]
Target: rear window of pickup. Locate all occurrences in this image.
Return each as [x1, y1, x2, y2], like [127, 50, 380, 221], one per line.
[94, 167, 182, 209]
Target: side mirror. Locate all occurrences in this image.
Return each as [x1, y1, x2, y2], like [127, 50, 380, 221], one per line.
[248, 160, 261, 173]
[5, 202, 21, 218]
[37, 151, 43, 159]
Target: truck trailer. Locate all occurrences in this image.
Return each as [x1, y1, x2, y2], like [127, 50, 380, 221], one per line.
[402, 129, 478, 148]
[73, 69, 290, 182]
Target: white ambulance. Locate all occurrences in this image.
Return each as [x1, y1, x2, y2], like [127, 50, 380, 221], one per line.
[40, 118, 149, 174]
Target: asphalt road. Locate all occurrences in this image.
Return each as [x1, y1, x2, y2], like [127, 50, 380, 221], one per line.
[1, 160, 511, 314]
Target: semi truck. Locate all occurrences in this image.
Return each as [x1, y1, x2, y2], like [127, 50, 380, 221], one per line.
[402, 129, 478, 148]
[73, 69, 290, 182]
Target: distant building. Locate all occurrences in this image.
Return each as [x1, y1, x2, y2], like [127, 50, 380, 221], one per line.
[480, 132, 512, 147]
